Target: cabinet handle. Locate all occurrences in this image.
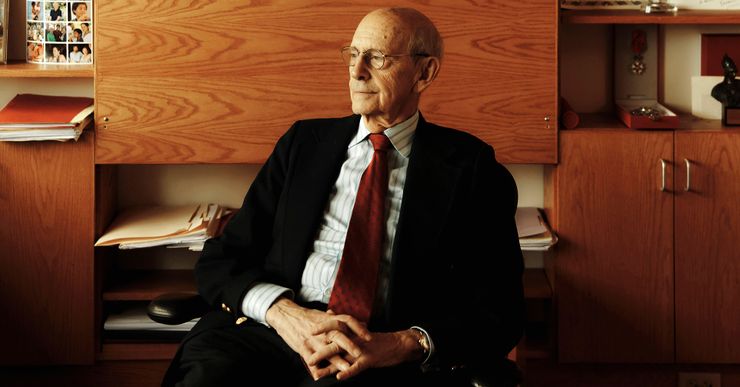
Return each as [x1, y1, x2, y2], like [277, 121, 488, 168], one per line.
[660, 159, 667, 192]
[685, 159, 692, 192]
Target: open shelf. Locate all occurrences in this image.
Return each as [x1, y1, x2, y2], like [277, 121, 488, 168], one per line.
[562, 9, 740, 24]
[98, 342, 180, 361]
[523, 268, 552, 300]
[103, 270, 196, 301]
[570, 113, 740, 132]
[0, 60, 94, 78]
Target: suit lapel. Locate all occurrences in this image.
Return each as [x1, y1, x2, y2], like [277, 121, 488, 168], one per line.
[281, 116, 359, 287]
[382, 116, 462, 322]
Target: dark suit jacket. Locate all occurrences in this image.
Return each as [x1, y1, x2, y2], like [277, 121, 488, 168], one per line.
[193, 114, 524, 370]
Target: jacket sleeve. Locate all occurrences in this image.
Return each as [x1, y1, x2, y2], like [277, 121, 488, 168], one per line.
[194, 121, 300, 315]
[422, 144, 525, 369]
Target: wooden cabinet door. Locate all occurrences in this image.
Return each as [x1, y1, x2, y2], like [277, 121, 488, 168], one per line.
[94, 0, 556, 164]
[675, 132, 740, 363]
[555, 131, 674, 363]
[0, 134, 94, 365]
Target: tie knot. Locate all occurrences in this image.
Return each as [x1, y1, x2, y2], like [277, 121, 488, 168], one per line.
[368, 133, 392, 152]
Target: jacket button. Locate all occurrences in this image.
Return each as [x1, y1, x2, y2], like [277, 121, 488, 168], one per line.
[221, 303, 232, 313]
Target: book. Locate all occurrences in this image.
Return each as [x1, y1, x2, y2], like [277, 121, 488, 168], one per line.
[0, 94, 94, 141]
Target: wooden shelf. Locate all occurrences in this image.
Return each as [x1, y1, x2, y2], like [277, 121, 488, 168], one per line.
[98, 342, 179, 361]
[0, 60, 94, 78]
[562, 9, 740, 24]
[103, 270, 196, 301]
[571, 113, 740, 132]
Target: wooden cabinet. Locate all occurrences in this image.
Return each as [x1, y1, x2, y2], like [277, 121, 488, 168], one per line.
[675, 132, 740, 363]
[94, 0, 557, 164]
[0, 133, 95, 365]
[551, 130, 675, 363]
[551, 10, 740, 365]
[549, 127, 740, 364]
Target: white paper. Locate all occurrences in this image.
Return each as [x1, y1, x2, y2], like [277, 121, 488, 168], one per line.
[691, 76, 724, 119]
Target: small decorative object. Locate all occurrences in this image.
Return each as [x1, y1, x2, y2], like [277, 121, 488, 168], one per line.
[711, 54, 740, 126]
[631, 30, 647, 75]
[630, 106, 663, 121]
[560, 0, 645, 9]
[642, 0, 678, 13]
[26, 1, 93, 64]
[0, 0, 8, 64]
[616, 100, 679, 129]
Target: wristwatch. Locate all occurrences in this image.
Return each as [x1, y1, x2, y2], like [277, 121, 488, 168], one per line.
[411, 327, 431, 355]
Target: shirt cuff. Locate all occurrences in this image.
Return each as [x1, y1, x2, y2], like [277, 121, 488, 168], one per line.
[241, 282, 294, 327]
[411, 325, 435, 365]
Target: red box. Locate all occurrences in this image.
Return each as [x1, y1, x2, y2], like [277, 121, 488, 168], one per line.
[616, 100, 680, 129]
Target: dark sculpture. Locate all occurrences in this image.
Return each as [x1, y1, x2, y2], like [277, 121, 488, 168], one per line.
[711, 54, 740, 107]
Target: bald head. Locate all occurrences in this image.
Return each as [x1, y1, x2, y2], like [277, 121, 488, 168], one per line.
[362, 8, 444, 62]
[348, 8, 443, 132]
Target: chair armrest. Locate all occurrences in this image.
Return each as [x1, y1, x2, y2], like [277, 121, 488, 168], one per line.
[147, 292, 210, 325]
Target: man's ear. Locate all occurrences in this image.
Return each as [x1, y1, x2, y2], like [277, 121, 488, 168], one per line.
[414, 57, 441, 94]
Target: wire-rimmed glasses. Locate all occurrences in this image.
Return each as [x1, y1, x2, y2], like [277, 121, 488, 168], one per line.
[340, 46, 429, 70]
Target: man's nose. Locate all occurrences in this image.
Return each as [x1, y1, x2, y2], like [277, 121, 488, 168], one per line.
[350, 56, 370, 81]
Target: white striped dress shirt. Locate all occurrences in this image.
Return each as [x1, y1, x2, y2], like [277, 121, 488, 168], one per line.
[241, 112, 418, 324]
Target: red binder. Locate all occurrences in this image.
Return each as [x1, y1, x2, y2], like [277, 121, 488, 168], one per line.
[0, 94, 93, 127]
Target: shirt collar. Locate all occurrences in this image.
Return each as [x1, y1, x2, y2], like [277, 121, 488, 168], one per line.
[348, 111, 419, 158]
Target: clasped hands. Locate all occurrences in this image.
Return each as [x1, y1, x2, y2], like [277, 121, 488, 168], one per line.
[265, 298, 423, 381]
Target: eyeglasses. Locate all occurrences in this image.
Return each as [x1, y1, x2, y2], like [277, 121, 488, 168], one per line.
[340, 46, 430, 70]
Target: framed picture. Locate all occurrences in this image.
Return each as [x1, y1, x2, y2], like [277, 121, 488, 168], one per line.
[1, 0, 9, 64]
[26, 1, 93, 65]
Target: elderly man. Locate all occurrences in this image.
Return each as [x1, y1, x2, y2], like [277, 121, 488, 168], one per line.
[164, 7, 523, 387]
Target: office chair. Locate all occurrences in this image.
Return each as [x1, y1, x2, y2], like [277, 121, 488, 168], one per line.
[148, 293, 522, 387]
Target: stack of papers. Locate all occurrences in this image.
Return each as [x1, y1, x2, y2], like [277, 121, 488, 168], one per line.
[0, 94, 94, 141]
[516, 207, 558, 251]
[104, 305, 199, 332]
[95, 203, 233, 251]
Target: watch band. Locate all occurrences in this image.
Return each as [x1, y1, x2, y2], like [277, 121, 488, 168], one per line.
[411, 327, 430, 354]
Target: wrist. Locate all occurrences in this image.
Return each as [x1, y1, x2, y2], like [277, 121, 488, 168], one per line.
[265, 297, 295, 328]
[401, 329, 427, 362]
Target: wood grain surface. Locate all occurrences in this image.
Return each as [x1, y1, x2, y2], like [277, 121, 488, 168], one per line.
[555, 130, 675, 363]
[674, 131, 740, 363]
[0, 133, 95, 365]
[94, 0, 557, 164]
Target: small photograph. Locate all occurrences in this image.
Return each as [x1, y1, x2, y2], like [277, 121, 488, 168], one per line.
[0, 0, 6, 64]
[45, 22, 66, 42]
[68, 43, 84, 63]
[67, 23, 84, 42]
[80, 21, 92, 43]
[46, 1, 67, 22]
[79, 44, 91, 63]
[27, 41, 43, 62]
[69, 2, 91, 22]
[27, 21, 44, 42]
[45, 43, 67, 63]
[28, 1, 42, 21]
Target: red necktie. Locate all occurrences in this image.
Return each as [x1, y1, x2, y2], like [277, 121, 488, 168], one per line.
[328, 133, 392, 322]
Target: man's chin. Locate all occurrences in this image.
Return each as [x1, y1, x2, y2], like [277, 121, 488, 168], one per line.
[350, 103, 376, 116]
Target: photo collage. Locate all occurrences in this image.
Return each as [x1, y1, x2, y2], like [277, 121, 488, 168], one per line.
[26, 1, 92, 64]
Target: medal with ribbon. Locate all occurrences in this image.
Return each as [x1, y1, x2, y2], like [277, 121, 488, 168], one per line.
[631, 30, 647, 75]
